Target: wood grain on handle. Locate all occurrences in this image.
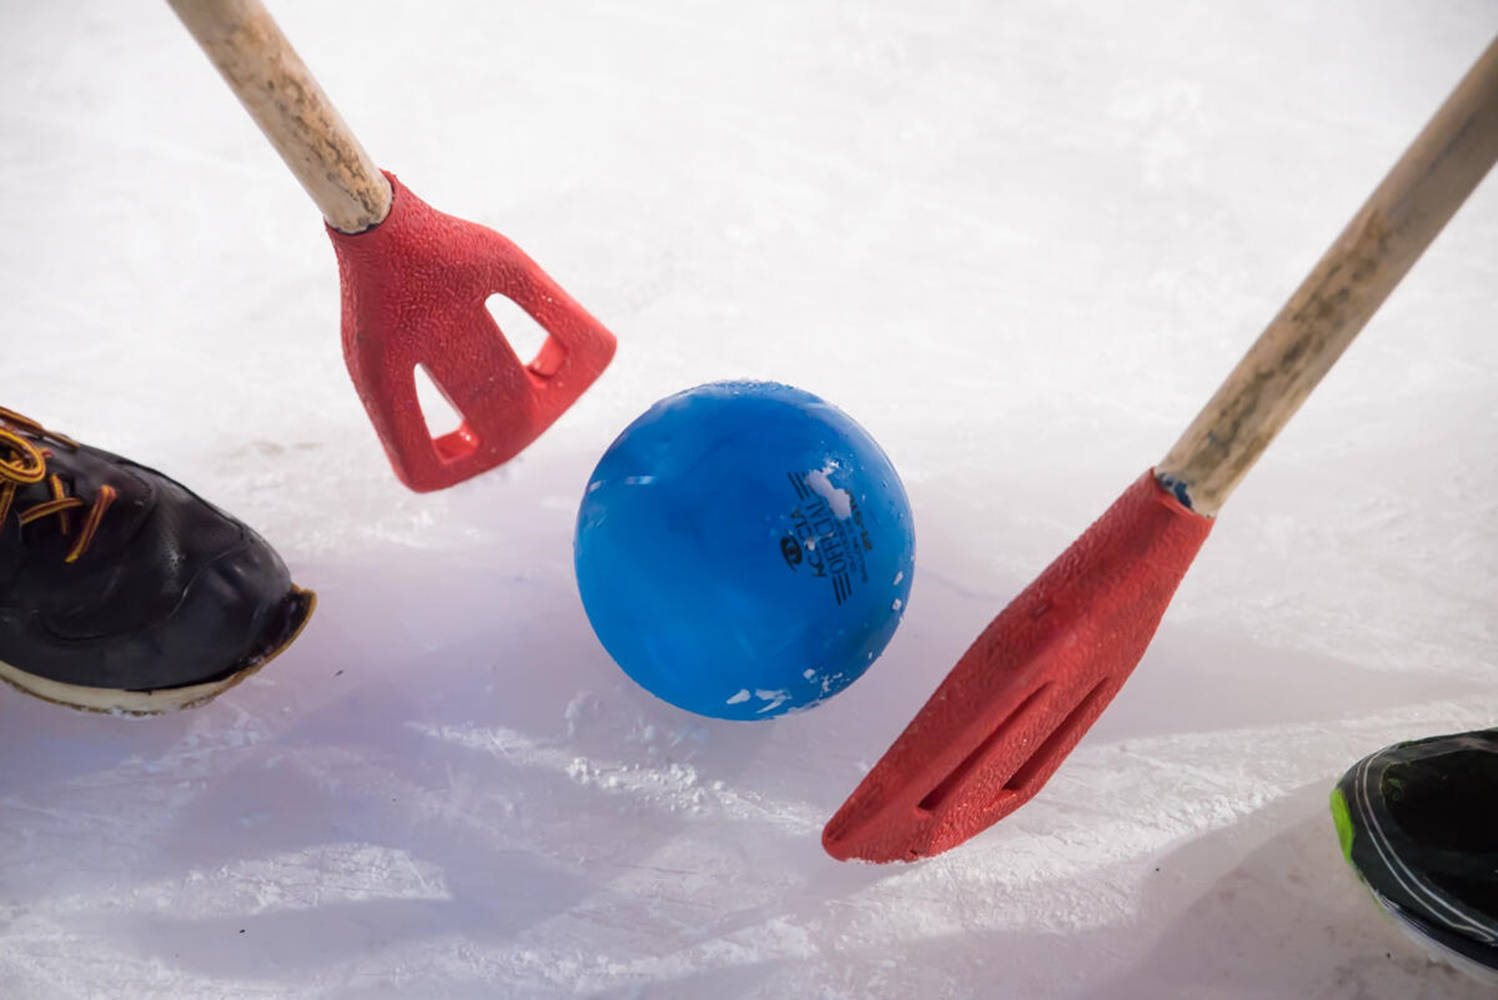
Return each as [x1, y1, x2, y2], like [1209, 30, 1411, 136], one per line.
[1158, 36, 1498, 517]
[167, 0, 391, 233]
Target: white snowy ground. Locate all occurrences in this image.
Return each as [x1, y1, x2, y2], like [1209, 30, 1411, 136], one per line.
[2, 1, 1496, 997]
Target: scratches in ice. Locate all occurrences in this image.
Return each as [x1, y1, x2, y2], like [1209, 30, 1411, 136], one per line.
[39, 844, 449, 920]
[410, 721, 819, 834]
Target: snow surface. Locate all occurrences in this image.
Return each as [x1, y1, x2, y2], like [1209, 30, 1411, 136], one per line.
[2, 1, 1497, 997]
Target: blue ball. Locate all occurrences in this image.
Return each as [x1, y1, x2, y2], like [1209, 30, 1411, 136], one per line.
[574, 381, 915, 720]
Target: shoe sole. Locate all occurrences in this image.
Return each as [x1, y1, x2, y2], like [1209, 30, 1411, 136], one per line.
[1372, 884, 1498, 987]
[0, 585, 316, 715]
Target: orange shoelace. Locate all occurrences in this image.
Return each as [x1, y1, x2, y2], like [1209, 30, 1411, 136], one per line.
[0, 407, 116, 563]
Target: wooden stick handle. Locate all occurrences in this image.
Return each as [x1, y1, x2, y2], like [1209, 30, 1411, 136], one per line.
[167, 0, 392, 233]
[1158, 36, 1498, 517]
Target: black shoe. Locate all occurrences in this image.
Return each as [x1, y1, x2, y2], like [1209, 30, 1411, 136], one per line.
[1332, 728, 1498, 984]
[0, 407, 314, 713]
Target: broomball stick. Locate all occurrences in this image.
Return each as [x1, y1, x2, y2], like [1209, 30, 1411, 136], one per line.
[824, 36, 1498, 863]
[167, 0, 617, 492]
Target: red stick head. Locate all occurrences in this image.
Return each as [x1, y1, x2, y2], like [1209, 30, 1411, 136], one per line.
[823, 470, 1213, 862]
[327, 173, 617, 492]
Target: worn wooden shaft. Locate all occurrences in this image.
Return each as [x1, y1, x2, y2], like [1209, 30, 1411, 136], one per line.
[167, 0, 392, 233]
[1158, 36, 1498, 517]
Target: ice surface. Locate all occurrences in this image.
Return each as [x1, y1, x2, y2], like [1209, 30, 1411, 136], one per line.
[2, 1, 1497, 997]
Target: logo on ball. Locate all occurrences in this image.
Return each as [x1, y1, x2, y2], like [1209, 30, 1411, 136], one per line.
[780, 536, 803, 567]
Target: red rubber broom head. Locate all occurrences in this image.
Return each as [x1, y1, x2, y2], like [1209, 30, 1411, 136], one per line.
[328, 173, 617, 492]
[824, 470, 1213, 863]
